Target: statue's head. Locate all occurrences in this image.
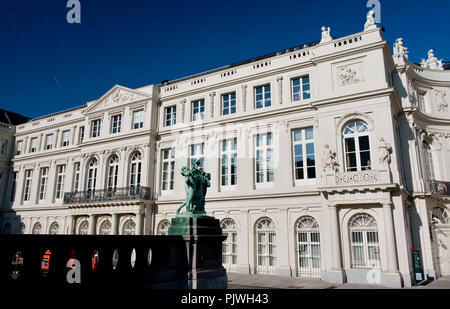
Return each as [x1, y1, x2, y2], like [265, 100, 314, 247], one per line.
[321, 26, 326, 31]
[181, 166, 191, 176]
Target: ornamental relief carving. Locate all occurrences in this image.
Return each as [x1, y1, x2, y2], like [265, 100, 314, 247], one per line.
[336, 62, 365, 87]
[435, 90, 448, 112]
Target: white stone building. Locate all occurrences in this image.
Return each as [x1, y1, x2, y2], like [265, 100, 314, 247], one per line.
[1, 14, 449, 288]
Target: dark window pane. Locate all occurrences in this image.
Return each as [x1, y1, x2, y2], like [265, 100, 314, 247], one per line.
[359, 136, 370, 151]
[345, 138, 356, 152]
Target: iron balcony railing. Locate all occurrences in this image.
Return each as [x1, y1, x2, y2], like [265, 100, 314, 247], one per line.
[63, 186, 152, 205]
[424, 180, 450, 196]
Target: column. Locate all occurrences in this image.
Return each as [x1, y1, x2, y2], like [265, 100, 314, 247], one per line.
[277, 76, 283, 105]
[89, 214, 96, 235]
[236, 210, 250, 274]
[241, 84, 247, 113]
[329, 204, 343, 270]
[135, 213, 143, 235]
[54, 129, 60, 149]
[141, 145, 150, 187]
[47, 161, 57, 203]
[276, 208, 291, 276]
[180, 99, 186, 123]
[23, 137, 29, 154]
[383, 203, 399, 272]
[15, 168, 25, 205]
[209, 92, 216, 119]
[274, 122, 293, 190]
[69, 216, 76, 234]
[38, 133, 44, 152]
[111, 213, 119, 235]
[71, 125, 77, 146]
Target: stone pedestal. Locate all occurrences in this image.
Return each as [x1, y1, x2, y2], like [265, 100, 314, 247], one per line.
[169, 214, 227, 289]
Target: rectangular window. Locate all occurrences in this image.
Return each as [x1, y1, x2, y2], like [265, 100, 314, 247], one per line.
[292, 128, 316, 180]
[221, 139, 237, 186]
[161, 148, 175, 191]
[292, 76, 311, 101]
[91, 119, 101, 138]
[190, 144, 204, 167]
[255, 85, 271, 109]
[23, 169, 33, 201]
[255, 133, 274, 183]
[39, 167, 49, 200]
[164, 106, 177, 127]
[73, 162, 80, 192]
[45, 134, 53, 150]
[1, 140, 8, 154]
[55, 165, 66, 199]
[222, 93, 236, 115]
[111, 114, 122, 134]
[10, 172, 17, 202]
[133, 110, 144, 129]
[16, 141, 23, 155]
[30, 137, 38, 153]
[192, 99, 205, 121]
[79, 126, 85, 143]
[61, 130, 70, 147]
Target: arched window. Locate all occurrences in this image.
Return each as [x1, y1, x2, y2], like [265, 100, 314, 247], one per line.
[32, 222, 42, 235]
[423, 142, 435, 180]
[157, 219, 170, 235]
[343, 120, 371, 171]
[78, 220, 89, 235]
[99, 219, 112, 235]
[2, 223, 11, 234]
[221, 219, 237, 272]
[107, 155, 119, 191]
[15, 222, 25, 235]
[349, 214, 380, 268]
[49, 222, 59, 235]
[122, 219, 136, 235]
[130, 152, 142, 188]
[296, 216, 321, 278]
[255, 217, 276, 275]
[86, 158, 98, 192]
[432, 207, 449, 225]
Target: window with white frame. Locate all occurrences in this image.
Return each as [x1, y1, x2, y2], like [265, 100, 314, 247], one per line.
[221, 139, 237, 187]
[296, 216, 321, 278]
[129, 152, 142, 187]
[91, 119, 101, 138]
[111, 114, 122, 134]
[10, 172, 17, 202]
[16, 140, 23, 155]
[73, 162, 80, 192]
[222, 93, 236, 115]
[343, 120, 371, 172]
[349, 213, 380, 268]
[190, 143, 204, 167]
[132, 110, 144, 129]
[255, 217, 277, 275]
[122, 219, 136, 235]
[292, 128, 316, 180]
[221, 219, 237, 271]
[32, 223, 42, 235]
[55, 165, 66, 199]
[30, 137, 37, 153]
[79, 126, 85, 143]
[61, 130, 70, 147]
[161, 148, 175, 191]
[292, 76, 311, 101]
[39, 167, 49, 201]
[423, 142, 435, 180]
[49, 222, 59, 235]
[255, 133, 274, 183]
[45, 134, 53, 150]
[432, 207, 449, 225]
[192, 99, 205, 121]
[23, 169, 33, 201]
[255, 85, 271, 109]
[107, 155, 119, 191]
[157, 220, 171, 235]
[164, 106, 177, 127]
[86, 159, 98, 191]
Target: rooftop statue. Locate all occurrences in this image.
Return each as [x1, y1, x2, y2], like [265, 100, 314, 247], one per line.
[320, 26, 332, 43]
[176, 159, 211, 215]
[393, 38, 408, 59]
[364, 10, 377, 31]
[421, 49, 444, 70]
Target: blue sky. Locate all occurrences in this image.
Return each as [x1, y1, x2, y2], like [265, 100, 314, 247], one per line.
[0, 0, 449, 119]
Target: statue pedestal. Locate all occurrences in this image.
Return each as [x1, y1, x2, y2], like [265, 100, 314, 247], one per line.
[169, 214, 227, 289]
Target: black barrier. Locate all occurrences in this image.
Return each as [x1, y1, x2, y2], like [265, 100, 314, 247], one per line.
[0, 235, 189, 290]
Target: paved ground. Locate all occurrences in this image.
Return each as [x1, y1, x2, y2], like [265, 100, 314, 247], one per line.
[227, 273, 450, 289]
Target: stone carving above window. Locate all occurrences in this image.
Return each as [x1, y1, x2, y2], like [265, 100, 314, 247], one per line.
[335, 170, 377, 185]
[337, 63, 364, 87]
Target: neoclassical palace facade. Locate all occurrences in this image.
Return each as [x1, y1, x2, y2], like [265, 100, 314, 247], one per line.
[1, 14, 449, 288]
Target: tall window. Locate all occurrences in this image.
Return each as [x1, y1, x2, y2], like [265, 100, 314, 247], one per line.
[255, 133, 274, 183]
[73, 163, 80, 192]
[221, 139, 237, 187]
[55, 165, 66, 199]
[423, 142, 435, 180]
[255, 217, 277, 275]
[78, 219, 89, 235]
[39, 167, 49, 201]
[165, 106, 177, 127]
[49, 222, 59, 235]
[111, 115, 122, 134]
[296, 216, 321, 278]
[130, 152, 142, 187]
[1, 140, 8, 154]
[10, 172, 17, 202]
[107, 155, 119, 191]
[343, 120, 371, 172]
[255, 85, 271, 109]
[190, 144, 204, 167]
[32, 223, 42, 235]
[91, 119, 101, 138]
[222, 93, 236, 115]
[157, 220, 170, 236]
[16, 141, 23, 155]
[87, 158, 98, 191]
[221, 219, 237, 271]
[79, 126, 85, 143]
[349, 214, 380, 268]
[122, 219, 136, 235]
[99, 219, 112, 235]
[45, 134, 53, 150]
[132, 110, 144, 129]
[61, 130, 70, 147]
[292, 76, 311, 101]
[192, 99, 205, 121]
[23, 169, 33, 201]
[292, 128, 316, 180]
[30, 137, 37, 153]
[162, 149, 175, 191]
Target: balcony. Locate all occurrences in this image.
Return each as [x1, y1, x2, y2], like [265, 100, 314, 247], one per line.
[63, 186, 152, 205]
[424, 180, 450, 196]
[321, 169, 395, 193]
